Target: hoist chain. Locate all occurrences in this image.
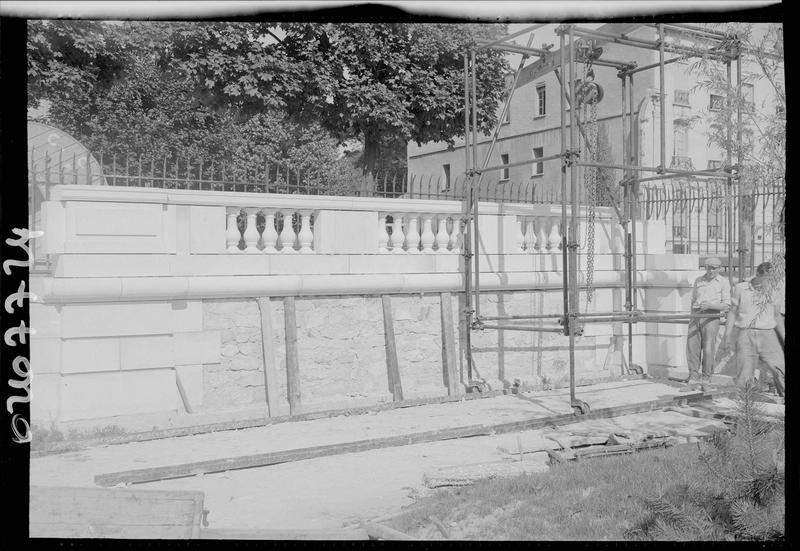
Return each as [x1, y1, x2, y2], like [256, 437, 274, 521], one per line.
[580, 51, 598, 307]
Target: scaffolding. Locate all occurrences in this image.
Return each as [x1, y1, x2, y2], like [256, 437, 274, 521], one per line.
[460, 23, 749, 414]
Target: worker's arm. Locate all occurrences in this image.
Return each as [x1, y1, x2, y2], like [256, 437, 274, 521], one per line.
[697, 278, 731, 312]
[774, 303, 785, 343]
[724, 286, 739, 345]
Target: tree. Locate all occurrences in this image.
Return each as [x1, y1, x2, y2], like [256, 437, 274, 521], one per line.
[176, 22, 510, 174]
[689, 23, 785, 280]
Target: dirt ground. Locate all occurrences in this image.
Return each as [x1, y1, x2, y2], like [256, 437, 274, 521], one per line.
[29, 380, 742, 532]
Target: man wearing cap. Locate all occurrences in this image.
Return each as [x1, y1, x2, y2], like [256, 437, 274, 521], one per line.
[684, 257, 731, 391]
[724, 262, 785, 397]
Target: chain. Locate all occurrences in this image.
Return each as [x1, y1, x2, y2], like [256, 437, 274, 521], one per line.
[580, 53, 598, 307]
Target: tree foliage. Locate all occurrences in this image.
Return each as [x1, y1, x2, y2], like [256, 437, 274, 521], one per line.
[28, 20, 510, 182]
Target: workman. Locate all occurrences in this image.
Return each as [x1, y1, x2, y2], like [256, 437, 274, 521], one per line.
[724, 264, 785, 397]
[684, 257, 731, 391]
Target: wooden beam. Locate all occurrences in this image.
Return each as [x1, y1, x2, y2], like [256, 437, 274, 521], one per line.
[283, 296, 301, 415]
[93, 391, 723, 487]
[381, 295, 403, 401]
[257, 297, 281, 417]
[175, 369, 194, 414]
[440, 292, 460, 396]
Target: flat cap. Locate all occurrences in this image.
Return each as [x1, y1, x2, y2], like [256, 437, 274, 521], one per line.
[704, 257, 722, 267]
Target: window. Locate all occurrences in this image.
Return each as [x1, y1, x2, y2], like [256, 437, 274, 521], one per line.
[707, 225, 722, 239]
[442, 164, 451, 191]
[707, 160, 723, 171]
[532, 147, 544, 177]
[673, 89, 690, 106]
[709, 94, 724, 111]
[672, 244, 691, 254]
[742, 83, 755, 111]
[500, 154, 510, 181]
[502, 106, 510, 125]
[672, 226, 688, 239]
[536, 84, 546, 117]
[673, 124, 688, 157]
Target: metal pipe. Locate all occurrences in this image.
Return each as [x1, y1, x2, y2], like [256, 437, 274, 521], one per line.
[630, 71, 639, 319]
[567, 25, 579, 406]
[478, 313, 565, 321]
[624, 54, 689, 76]
[659, 24, 666, 172]
[657, 22, 729, 38]
[570, 25, 729, 60]
[471, 48, 480, 320]
[559, 30, 570, 338]
[725, 59, 734, 286]
[478, 324, 566, 333]
[474, 24, 547, 50]
[477, 153, 564, 175]
[736, 49, 745, 282]
[462, 51, 474, 382]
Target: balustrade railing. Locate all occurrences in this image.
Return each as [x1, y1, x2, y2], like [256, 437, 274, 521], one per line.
[516, 216, 563, 253]
[226, 208, 315, 254]
[378, 212, 462, 254]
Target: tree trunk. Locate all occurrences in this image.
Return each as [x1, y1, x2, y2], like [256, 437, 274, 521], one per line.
[362, 130, 380, 196]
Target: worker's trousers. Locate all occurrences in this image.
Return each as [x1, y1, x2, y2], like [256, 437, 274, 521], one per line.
[735, 328, 785, 397]
[686, 312, 721, 379]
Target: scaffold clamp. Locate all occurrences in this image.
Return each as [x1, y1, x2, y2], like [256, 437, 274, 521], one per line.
[562, 149, 581, 167]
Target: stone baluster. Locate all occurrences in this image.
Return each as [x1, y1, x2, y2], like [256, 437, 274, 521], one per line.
[523, 218, 535, 252]
[515, 217, 526, 251]
[535, 219, 548, 253]
[449, 217, 462, 253]
[547, 218, 562, 251]
[226, 207, 243, 253]
[405, 213, 421, 253]
[378, 213, 391, 253]
[278, 211, 298, 253]
[297, 210, 314, 253]
[435, 215, 450, 253]
[261, 209, 279, 253]
[243, 208, 261, 253]
[389, 213, 405, 253]
[420, 214, 436, 253]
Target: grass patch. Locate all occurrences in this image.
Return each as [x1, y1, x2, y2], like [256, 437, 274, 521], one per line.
[390, 444, 703, 540]
[31, 422, 128, 453]
[389, 386, 784, 541]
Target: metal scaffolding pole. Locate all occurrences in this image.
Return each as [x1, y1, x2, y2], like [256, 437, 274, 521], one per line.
[567, 25, 581, 410]
[736, 49, 746, 282]
[725, 59, 734, 286]
[462, 51, 475, 382]
[471, 49, 480, 321]
[629, 70, 639, 370]
[559, 31, 570, 335]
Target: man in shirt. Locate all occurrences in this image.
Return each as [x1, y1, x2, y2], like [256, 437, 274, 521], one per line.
[725, 262, 785, 396]
[684, 257, 731, 391]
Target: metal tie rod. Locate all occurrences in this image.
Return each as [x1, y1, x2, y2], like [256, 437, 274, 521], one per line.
[475, 24, 548, 50]
[478, 324, 565, 333]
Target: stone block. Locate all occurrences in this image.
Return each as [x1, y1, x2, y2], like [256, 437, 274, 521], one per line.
[189, 205, 226, 254]
[63, 201, 177, 254]
[41, 200, 66, 254]
[61, 302, 173, 338]
[30, 337, 62, 375]
[433, 253, 460, 273]
[31, 373, 61, 425]
[172, 300, 203, 332]
[120, 335, 175, 370]
[62, 337, 120, 373]
[644, 254, 700, 271]
[175, 364, 204, 408]
[29, 303, 61, 339]
[54, 254, 171, 278]
[173, 331, 221, 366]
[170, 255, 269, 276]
[60, 369, 177, 421]
[313, 210, 378, 254]
[347, 254, 436, 274]
[635, 219, 667, 254]
[268, 254, 349, 275]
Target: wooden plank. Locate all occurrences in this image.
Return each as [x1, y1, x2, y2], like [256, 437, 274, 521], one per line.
[175, 368, 194, 414]
[361, 520, 416, 540]
[440, 292, 460, 396]
[257, 297, 281, 417]
[29, 486, 204, 539]
[283, 296, 301, 415]
[201, 528, 369, 540]
[381, 295, 403, 401]
[93, 391, 722, 487]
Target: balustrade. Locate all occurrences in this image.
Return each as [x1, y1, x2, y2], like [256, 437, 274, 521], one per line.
[379, 212, 461, 253]
[516, 216, 562, 253]
[225, 207, 315, 254]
